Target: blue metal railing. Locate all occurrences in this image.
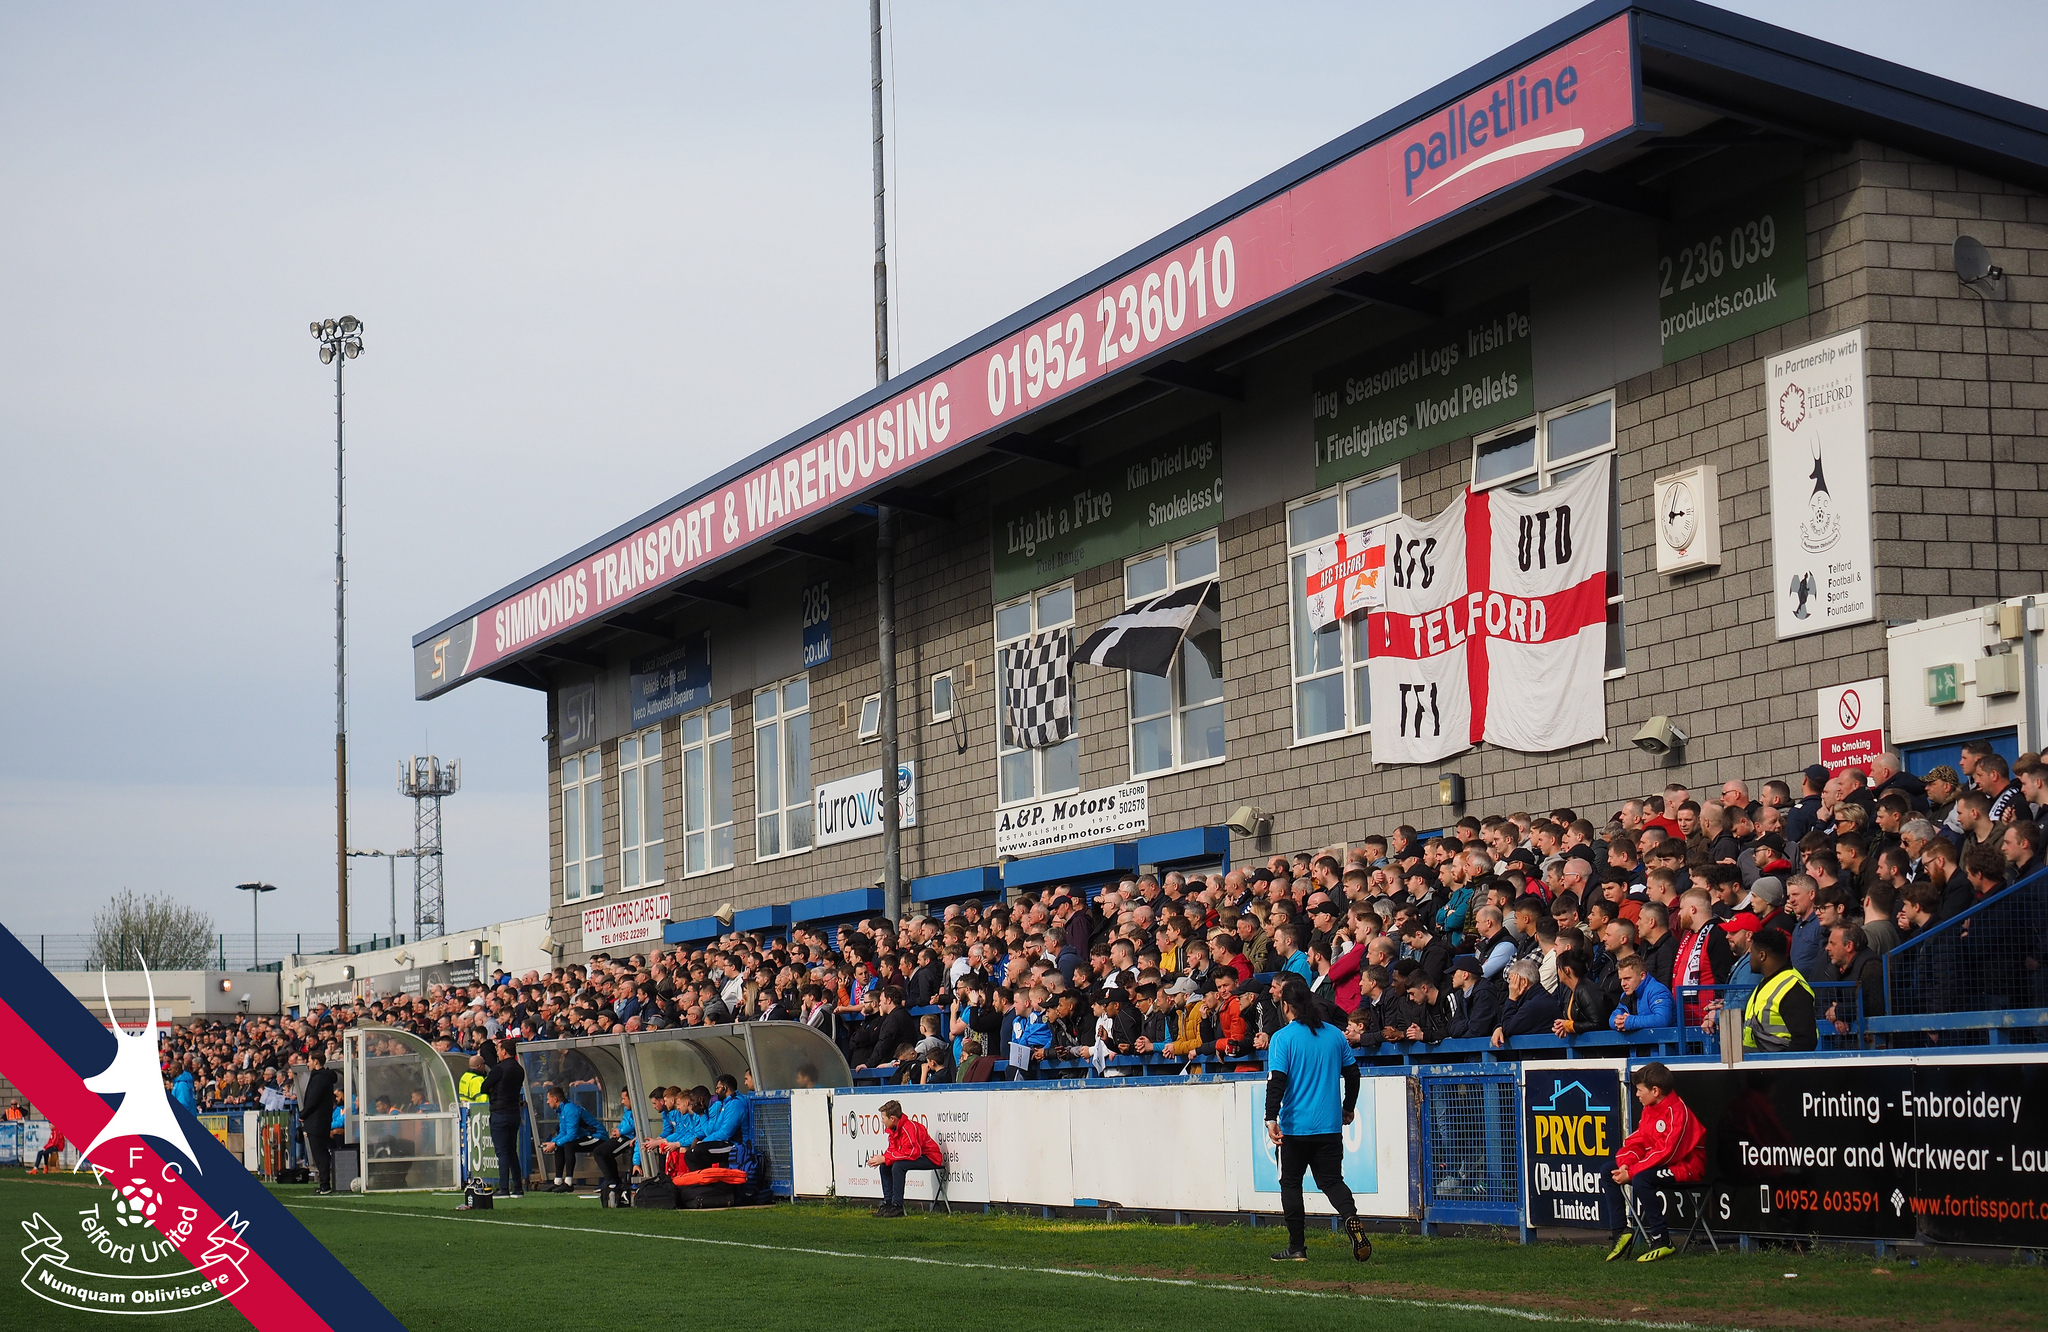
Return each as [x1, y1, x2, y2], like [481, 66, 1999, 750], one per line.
[1884, 865, 2048, 1020]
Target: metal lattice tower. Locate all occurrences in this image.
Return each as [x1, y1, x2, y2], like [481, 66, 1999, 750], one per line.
[398, 756, 459, 939]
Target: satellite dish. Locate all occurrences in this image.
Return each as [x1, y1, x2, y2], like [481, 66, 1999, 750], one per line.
[1954, 235, 2002, 285]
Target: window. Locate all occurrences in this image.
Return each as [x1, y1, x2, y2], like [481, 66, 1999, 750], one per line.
[618, 727, 665, 890]
[1125, 531, 1224, 776]
[681, 704, 734, 875]
[753, 676, 812, 858]
[1472, 392, 1625, 673]
[1286, 468, 1401, 742]
[858, 693, 882, 741]
[560, 749, 603, 902]
[994, 582, 1078, 805]
[930, 671, 955, 722]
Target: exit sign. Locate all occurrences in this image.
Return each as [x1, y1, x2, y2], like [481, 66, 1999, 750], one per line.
[1926, 663, 1961, 707]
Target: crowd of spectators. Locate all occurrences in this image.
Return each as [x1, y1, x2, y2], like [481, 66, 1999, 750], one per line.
[123, 743, 2044, 1111]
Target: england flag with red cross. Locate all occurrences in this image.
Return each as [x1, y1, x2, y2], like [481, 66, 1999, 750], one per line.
[1367, 462, 1610, 765]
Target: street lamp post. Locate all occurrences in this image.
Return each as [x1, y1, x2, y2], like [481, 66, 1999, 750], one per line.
[311, 316, 364, 953]
[234, 882, 277, 969]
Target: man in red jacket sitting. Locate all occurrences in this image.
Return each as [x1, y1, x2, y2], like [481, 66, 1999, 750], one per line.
[1606, 1062, 1706, 1264]
[863, 1099, 944, 1219]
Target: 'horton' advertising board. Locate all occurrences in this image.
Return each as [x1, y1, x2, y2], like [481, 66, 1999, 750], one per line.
[990, 420, 1221, 602]
[1311, 290, 1532, 488]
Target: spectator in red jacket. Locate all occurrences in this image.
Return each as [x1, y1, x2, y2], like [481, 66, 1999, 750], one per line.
[1606, 1062, 1705, 1264]
[864, 1099, 944, 1218]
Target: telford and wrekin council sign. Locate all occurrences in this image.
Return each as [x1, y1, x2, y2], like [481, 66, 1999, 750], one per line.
[415, 15, 1641, 699]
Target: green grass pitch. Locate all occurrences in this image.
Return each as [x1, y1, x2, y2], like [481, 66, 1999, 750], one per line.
[3, 1172, 2041, 1330]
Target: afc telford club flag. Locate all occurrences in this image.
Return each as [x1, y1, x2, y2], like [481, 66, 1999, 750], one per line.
[1076, 580, 1220, 678]
[1367, 462, 1610, 765]
[1304, 531, 1387, 631]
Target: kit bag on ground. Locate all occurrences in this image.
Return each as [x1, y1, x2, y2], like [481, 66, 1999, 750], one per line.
[632, 1178, 678, 1209]
[676, 1182, 734, 1210]
[459, 1182, 494, 1210]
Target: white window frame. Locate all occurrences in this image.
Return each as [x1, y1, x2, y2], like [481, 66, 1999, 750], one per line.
[930, 671, 956, 722]
[1285, 465, 1402, 745]
[617, 725, 666, 891]
[1471, 390, 1625, 677]
[994, 581, 1079, 808]
[560, 747, 604, 903]
[858, 693, 882, 742]
[1123, 530, 1225, 777]
[752, 674, 813, 860]
[680, 703, 734, 877]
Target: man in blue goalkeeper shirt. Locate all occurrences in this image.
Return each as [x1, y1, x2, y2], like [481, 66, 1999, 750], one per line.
[1264, 976, 1372, 1262]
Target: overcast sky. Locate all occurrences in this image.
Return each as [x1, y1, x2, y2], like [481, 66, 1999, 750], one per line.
[3, 2, 2042, 946]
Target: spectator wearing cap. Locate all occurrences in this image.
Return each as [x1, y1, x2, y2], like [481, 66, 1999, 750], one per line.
[1446, 957, 1501, 1039]
[1701, 910, 1765, 1033]
[1786, 765, 1830, 845]
[1924, 765, 1963, 829]
[1492, 959, 1561, 1046]
[1746, 876, 1787, 934]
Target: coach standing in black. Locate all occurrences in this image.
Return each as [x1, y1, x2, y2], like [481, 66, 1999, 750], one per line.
[1264, 976, 1372, 1263]
[478, 1040, 527, 1198]
[300, 1051, 339, 1195]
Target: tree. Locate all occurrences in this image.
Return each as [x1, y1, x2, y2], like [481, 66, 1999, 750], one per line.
[85, 890, 216, 970]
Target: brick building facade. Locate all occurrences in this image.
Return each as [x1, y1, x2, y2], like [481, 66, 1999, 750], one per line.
[416, 3, 2048, 963]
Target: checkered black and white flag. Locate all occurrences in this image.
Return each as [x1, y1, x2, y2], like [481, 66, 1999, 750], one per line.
[1076, 579, 1220, 678]
[1002, 627, 1073, 749]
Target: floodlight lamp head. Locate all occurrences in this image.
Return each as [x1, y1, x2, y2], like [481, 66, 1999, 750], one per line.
[309, 321, 323, 339]
[319, 344, 336, 364]
[322, 318, 337, 335]
[1954, 235, 2003, 286]
[338, 315, 360, 334]
[343, 339, 362, 359]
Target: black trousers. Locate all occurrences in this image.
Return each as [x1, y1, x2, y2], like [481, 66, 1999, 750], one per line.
[880, 1159, 941, 1206]
[594, 1139, 635, 1184]
[1628, 1168, 1680, 1243]
[306, 1121, 334, 1190]
[1280, 1133, 1356, 1249]
[490, 1115, 524, 1194]
[553, 1136, 603, 1182]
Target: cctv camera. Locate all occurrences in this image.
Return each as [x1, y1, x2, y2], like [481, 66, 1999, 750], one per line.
[1632, 715, 1688, 755]
[1226, 805, 1271, 837]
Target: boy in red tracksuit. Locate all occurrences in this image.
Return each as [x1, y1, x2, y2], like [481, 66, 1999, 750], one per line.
[1606, 1062, 1706, 1263]
[33, 1127, 66, 1174]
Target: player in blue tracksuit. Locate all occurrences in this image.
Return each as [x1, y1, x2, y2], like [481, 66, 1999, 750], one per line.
[705, 1075, 751, 1145]
[539, 1086, 606, 1193]
[594, 1088, 637, 1207]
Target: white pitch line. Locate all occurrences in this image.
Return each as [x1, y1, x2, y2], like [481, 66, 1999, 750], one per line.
[281, 1201, 1755, 1332]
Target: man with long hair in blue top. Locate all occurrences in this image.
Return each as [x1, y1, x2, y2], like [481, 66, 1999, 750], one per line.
[1264, 976, 1372, 1263]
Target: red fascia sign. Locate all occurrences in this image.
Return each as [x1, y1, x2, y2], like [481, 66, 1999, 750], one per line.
[417, 14, 1639, 698]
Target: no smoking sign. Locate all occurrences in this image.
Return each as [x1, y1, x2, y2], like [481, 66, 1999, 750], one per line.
[1818, 677, 1885, 774]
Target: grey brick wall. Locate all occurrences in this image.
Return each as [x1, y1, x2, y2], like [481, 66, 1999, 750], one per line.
[539, 139, 2048, 960]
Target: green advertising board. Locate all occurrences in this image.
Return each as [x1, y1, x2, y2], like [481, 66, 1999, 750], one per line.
[1657, 177, 1809, 364]
[989, 418, 1222, 602]
[1311, 289, 1533, 488]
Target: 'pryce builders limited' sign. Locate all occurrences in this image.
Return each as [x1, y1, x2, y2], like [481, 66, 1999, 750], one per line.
[995, 782, 1149, 858]
[417, 15, 1638, 699]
